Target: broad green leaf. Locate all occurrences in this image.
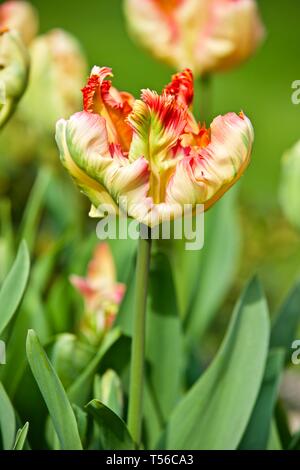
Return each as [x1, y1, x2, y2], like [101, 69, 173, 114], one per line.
[275, 400, 292, 449]
[185, 189, 241, 342]
[165, 277, 270, 450]
[13, 422, 29, 450]
[45, 417, 60, 450]
[73, 404, 89, 448]
[108, 231, 137, 284]
[26, 329, 82, 450]
[0, 199, 14, 282]
[289, 430, 300, 450]
[1, 290, 50, 396]
[0, 240, 30, 336]
[0, 382, 15, 449]
[270, 281, 300, 359]
[67, 328, 121, 407]
[116, 260, 135, 336]
[86, 399, 135, 450]
[19, 167, 52, 253]
[47, 277, 73, 334]
[144, 378, 164, 450]
[267, 421, 282, 450]
[45, 173, 83, 231]
[239, 349, 285, 449]
[146, 249, 184, 420]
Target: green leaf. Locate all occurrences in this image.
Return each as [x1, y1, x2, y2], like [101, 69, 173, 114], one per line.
[289, 429, 300, 450]
[0, 199, 14, 283]
[146, 249, 184, 420]
[26, 329, 82, 450]
[86, 399, 135, 450]
[13, 422, 29, 450]
[239, 349, 285, 449]
[0, 240, 30, 336]
[73, 404, 89, 448]
[267, 421, 282, 450]
[19, 167, 52, 253]
[0, 382, 15, 449]
[67, 328, 121, 407]
[185, 189, 241, 341]
[165, 277, 270, 450]
[270, 281, 300, 359]
[108, 232, 137, 284]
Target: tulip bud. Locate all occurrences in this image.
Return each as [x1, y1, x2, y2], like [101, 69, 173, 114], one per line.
[279, 141, 300, 230]
[0, 28, 29, 129]
[0, 1, 39, 46]
[124, 0, 265, 76]
[70, 243, 126, 344]
[20, 29, 87, 135]
[94, 370, 123, 417]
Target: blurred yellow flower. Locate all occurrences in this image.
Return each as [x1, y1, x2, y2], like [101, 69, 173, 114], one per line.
[124, 0, 265, 76]
[56, 67, 254, 226]
[70, 243, 126, 343]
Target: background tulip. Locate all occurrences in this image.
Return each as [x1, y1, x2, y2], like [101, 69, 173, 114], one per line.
[124, 0, 265, 76]
[70, 243, 126, 344]
[0, 28, 87, 166]
[0, 29, 29, 129]
[0, 1, 39, 46]
[56, 67, 254, 226]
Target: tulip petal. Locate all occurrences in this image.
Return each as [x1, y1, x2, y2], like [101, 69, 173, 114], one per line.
[82, 66, 133, 151]
[194, 0, 265, 73]
[87, 243, 117, 284]
[56, 111, 119, 211]
[128, 89, 187, 163]
[166, 112, 254, 209]
[0, 0, 39, 46]
[56, 110, 150, 217]
[0, 29, 29, 128]
[125, 0, 265, 76]
[163, 68, 194, 107]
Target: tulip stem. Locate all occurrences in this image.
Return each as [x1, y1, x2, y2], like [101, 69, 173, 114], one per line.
[199, 74, 212, 124]
[127, 226, 152, 447]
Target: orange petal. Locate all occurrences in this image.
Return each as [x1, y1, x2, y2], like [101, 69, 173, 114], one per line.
[88, 243, 116, 284]
[82, 66, 133, 152]
[163, 68, 194, 107]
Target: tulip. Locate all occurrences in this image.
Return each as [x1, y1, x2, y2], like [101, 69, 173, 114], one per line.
[279, 141, 300, 231]
[0, 28, 29, 129]
[0, 1, 38, 46]
[20, 29, 87, 135]
[70, 243, 126, 343]
[56, 66, 254, 227]
[124, 0, 265, 76]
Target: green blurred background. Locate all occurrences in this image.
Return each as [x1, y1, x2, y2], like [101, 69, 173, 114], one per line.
[28, 0, 300, 310]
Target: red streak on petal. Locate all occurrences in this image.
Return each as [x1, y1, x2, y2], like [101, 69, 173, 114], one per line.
[164, 68, 194, 107]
